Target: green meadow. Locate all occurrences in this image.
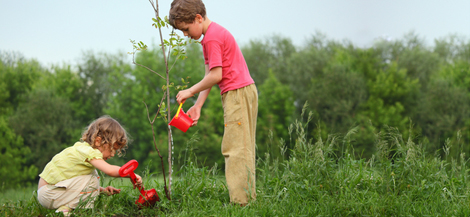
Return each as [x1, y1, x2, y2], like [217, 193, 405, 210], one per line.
[2, 108, 470, 216]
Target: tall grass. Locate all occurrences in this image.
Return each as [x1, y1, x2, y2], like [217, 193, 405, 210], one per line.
[2, 105, 470, 216]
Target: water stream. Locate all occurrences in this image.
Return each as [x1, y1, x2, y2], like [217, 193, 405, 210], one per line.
[169, 126, 174, 196]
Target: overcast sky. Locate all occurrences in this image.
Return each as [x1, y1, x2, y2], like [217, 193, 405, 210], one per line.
[1, 0, 469, 66]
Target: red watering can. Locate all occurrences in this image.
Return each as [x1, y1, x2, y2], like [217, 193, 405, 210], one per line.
[119, 159, 160, 207]
[168, 103, 193, 133]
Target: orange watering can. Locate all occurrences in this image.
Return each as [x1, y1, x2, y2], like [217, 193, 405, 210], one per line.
[119, 160, 160, 207]
[168, 103, 193, 132]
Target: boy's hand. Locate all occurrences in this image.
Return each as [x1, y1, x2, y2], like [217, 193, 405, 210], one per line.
[187, 106, 201, 126]
[133, 174, 143, 189]
[176, 89, 194, 104]
[101, 186, 121, 196]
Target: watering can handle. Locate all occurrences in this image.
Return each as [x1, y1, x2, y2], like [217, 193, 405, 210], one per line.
[175, 103, 183, 118]
[119, 160, 145, 194]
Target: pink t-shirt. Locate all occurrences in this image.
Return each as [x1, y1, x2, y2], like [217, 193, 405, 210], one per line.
[201, 22, 254, 94]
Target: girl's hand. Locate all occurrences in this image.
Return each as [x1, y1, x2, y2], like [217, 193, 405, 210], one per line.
[133, 174, 143, 189]
[101, 186, 121, 196]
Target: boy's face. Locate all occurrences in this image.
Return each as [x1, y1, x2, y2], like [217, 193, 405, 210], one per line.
[176, 15, 204, 40]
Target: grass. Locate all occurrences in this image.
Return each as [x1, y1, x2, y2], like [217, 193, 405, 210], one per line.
[0, 185, 37, 204]
[2, 108, 470, 216]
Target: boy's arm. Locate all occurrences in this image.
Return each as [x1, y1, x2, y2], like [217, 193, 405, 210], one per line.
[176, 65, 221, 104]
[193, 65, 218, 108]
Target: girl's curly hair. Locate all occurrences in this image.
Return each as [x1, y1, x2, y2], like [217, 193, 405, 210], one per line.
[80, 115, 130, 157]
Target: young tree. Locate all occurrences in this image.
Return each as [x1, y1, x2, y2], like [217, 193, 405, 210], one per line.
[124, 0, 197, 200]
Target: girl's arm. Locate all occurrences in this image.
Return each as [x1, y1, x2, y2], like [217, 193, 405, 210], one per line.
[89, 159, 121, 177]
[89, 159, 143, 187]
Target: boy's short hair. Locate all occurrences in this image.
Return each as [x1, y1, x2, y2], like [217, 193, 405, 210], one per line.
[169, 0, 206, 29]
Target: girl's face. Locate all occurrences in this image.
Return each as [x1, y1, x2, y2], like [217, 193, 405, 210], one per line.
[99, 144, 116, 161]
[94, 137, 118, 160]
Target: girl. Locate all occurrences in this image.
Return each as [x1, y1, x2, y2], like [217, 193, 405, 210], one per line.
[37, 116, 143, 215]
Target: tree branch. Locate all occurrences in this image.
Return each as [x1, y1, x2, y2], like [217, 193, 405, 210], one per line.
[132, 53, 166, 80]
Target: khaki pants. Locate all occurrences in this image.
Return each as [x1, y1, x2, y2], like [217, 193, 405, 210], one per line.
[221, 84, 258, 205]
[37, 171, 100, 210]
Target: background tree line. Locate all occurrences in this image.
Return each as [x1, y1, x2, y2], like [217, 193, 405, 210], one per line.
[1, 32, 469, 186]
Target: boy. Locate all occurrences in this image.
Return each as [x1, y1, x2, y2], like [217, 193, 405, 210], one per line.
[169, 0, 258, 206]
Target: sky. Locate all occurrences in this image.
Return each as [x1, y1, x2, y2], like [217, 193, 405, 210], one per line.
[1, 0, 469, 67]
